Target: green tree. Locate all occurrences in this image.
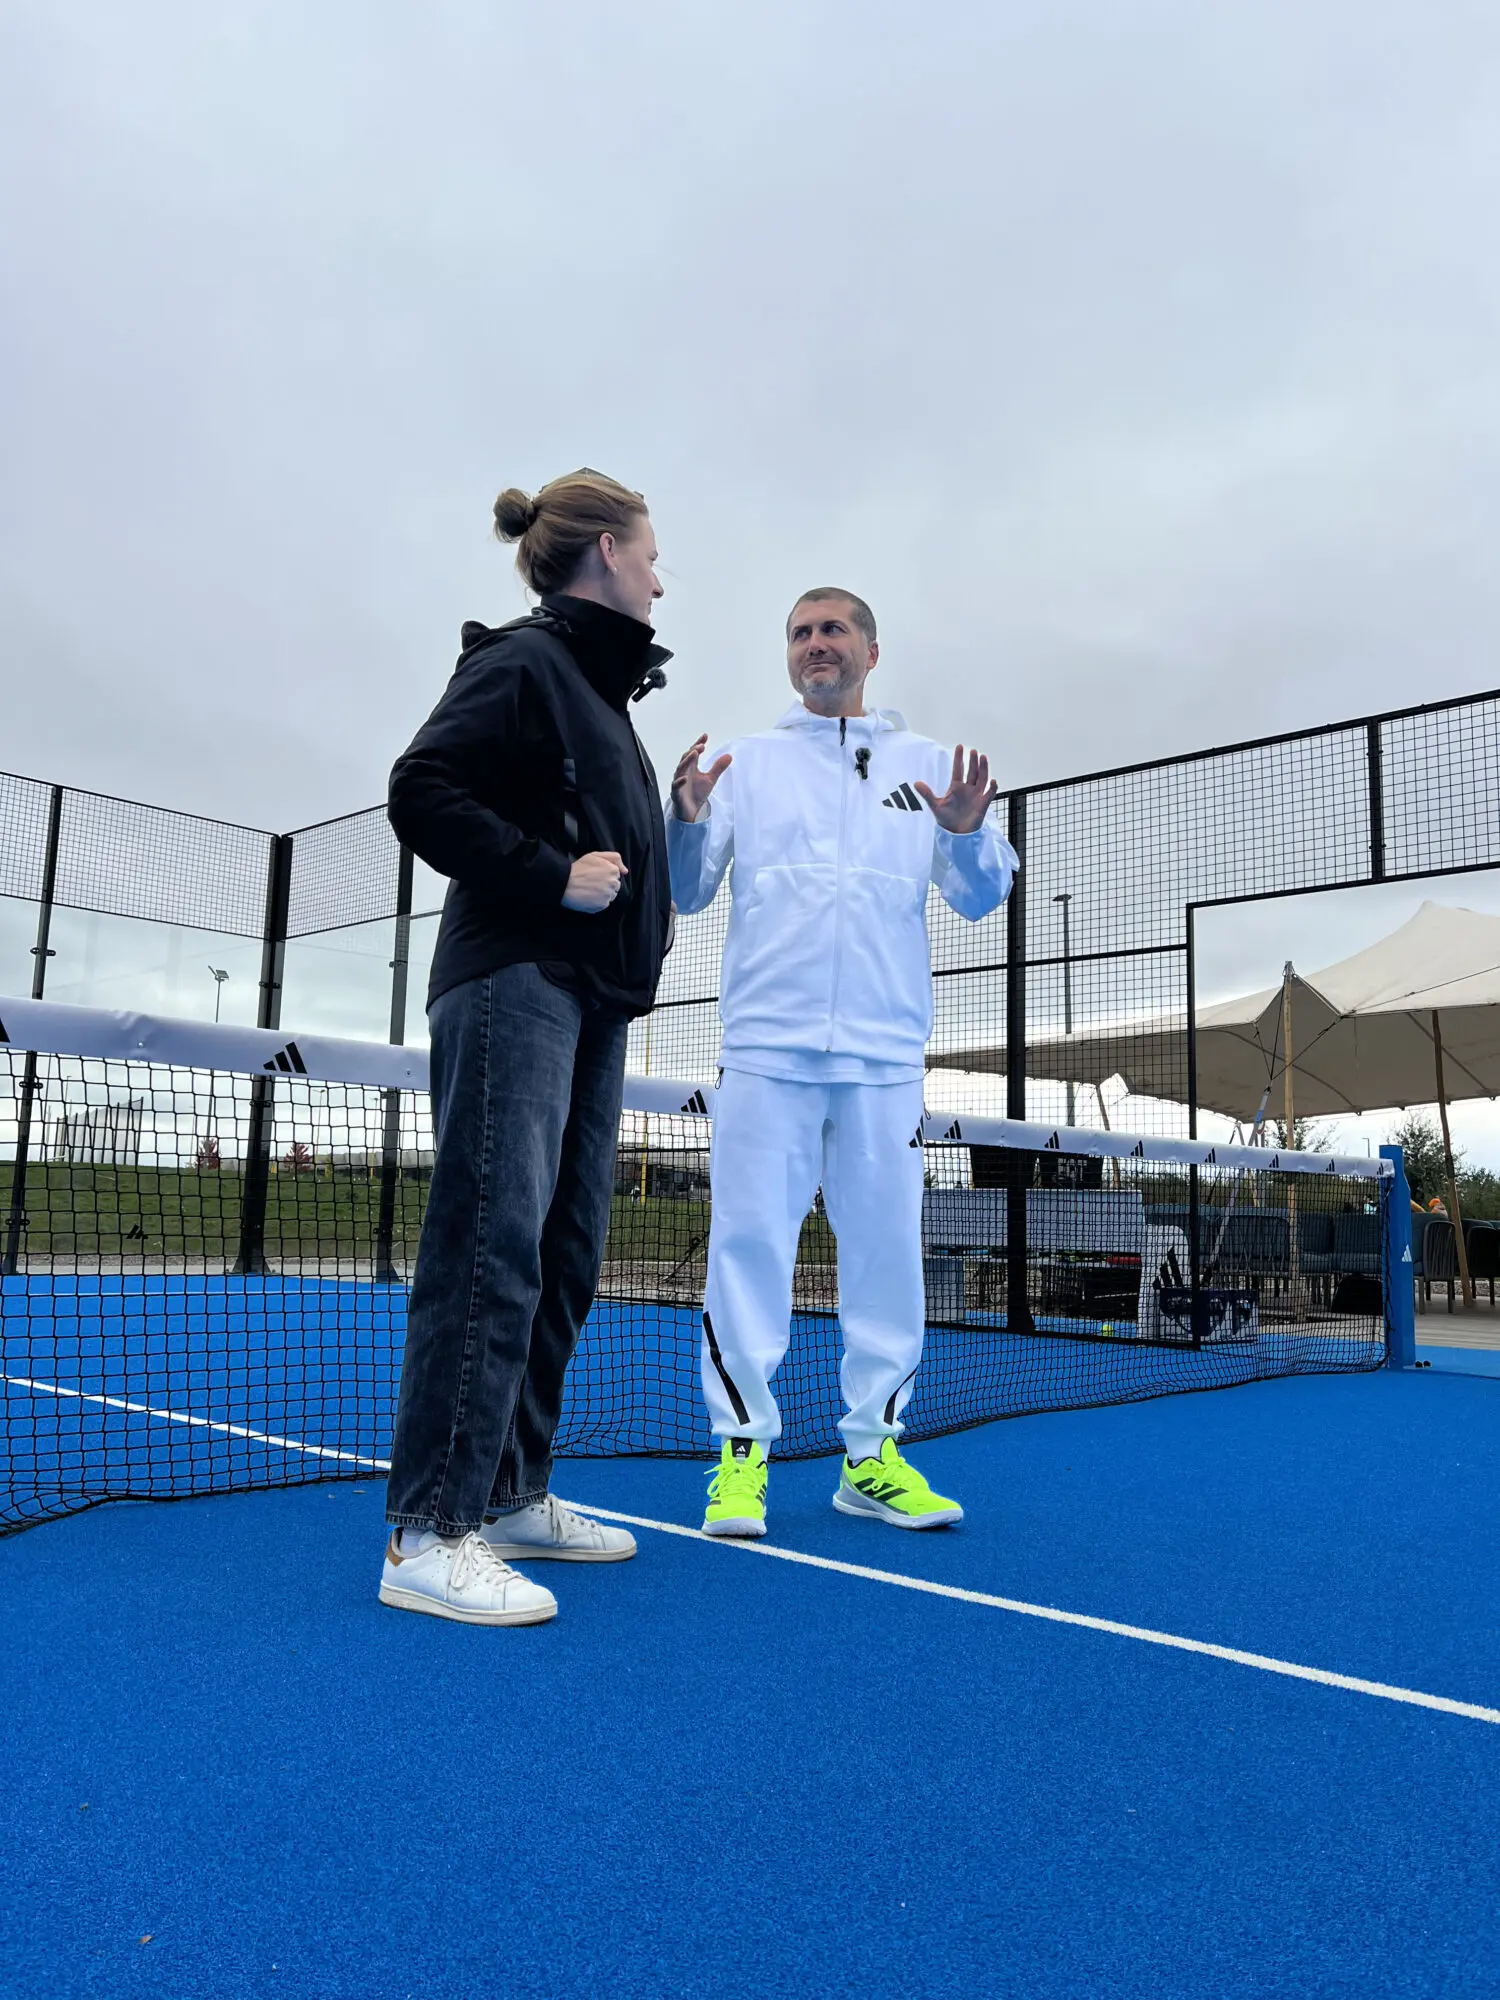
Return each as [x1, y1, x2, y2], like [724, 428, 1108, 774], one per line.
[1389, 1110, 1452, 1207]
[1459, 1164, 1500, 1221]
[1386, 1110, 1500, 1218]
[1270, 1116, 1329, 1153]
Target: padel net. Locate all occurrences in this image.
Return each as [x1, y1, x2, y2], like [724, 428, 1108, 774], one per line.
[1, 997, 1395, 1534]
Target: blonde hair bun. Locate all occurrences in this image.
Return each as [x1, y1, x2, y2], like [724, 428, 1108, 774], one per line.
[493, 488, 540, 541]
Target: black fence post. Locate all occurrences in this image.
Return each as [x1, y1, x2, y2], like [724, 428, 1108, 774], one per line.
[1367, 719, 1386, 883]
[233, 834, 293, 1277]
[373, 845, 414, 1283]
[1004, 791, 1034, 1335]
[1185, 906, 1198, 1143]
[3, 784, 64, 1277]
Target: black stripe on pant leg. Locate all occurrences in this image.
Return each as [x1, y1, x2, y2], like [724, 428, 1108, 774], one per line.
[883, 1366, 920, 1427]
[702, 1310, 751, 1427]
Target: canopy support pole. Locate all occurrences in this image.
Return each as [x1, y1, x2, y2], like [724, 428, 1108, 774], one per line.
[1282, 964, 1303, 1308]
[1432, 1010, 1475, 1308]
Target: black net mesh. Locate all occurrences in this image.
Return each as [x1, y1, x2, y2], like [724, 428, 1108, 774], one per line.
[1, 1041, 1388, 1534]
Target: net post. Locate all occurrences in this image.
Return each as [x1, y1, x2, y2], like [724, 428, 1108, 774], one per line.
[2, 784, 63, 1278]
[233, 833, 294, 1278]
[1004, 791, 1034, 1334]
[1380, 1144, 1416, 1369]
[373, 844, 414, 1284]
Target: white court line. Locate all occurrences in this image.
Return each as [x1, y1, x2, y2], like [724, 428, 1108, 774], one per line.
[9, 1373, 1497, 1727]
[569, 1503, 1500, 1729]
[3, 1374, 389, 1472]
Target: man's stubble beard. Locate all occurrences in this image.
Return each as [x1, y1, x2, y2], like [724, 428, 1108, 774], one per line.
[796, 663, 865, 714]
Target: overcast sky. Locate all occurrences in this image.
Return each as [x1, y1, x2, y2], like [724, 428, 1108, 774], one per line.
[4, 0, 1498, 833]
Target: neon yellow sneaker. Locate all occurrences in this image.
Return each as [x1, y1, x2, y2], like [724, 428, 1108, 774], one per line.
[834, 1438, 963, 1529]
[703, 1439, 768, 1538]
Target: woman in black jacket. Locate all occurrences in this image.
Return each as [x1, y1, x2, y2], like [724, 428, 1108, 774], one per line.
[379, 469, 672, 1626]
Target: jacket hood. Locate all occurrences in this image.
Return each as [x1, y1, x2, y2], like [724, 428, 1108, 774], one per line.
[773, 700, 909, 734]
[458, 597, 672, 711]
[544, 594, 672, 709]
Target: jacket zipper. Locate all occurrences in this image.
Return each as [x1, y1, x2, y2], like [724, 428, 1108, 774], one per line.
[827, 718, 851, 1049]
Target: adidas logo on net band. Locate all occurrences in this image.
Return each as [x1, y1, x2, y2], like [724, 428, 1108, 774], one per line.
[262, 1041, 308, 1075]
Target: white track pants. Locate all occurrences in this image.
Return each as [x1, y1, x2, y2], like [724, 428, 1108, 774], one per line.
[701, 1068, 927, 1463]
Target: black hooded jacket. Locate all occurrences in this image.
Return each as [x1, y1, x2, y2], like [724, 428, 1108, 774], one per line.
[388, 593, 673, 1015]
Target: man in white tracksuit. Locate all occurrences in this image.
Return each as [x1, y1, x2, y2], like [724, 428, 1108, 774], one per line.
[668, 587, 1016, 1536]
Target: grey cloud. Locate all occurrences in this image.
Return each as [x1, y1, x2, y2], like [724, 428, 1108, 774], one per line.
[2, 0, 1497, 835]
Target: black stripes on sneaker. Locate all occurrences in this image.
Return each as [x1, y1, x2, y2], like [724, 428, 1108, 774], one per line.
[702, 1311, 750, 1426]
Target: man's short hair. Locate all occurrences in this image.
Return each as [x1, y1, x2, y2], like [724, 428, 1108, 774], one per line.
[787, 587, 877, 648]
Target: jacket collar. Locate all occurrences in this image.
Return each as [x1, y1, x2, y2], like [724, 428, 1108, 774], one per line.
[773, 699, 908, 734]
[542, 593, 672, 710]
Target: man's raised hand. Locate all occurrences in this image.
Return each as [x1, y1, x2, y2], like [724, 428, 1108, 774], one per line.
[672, 735, 732, 823]
[913, 746, 999, 834]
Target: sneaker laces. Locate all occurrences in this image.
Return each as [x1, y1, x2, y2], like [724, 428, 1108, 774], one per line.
[449, 1531, 519, 1593]
[706, 1456, 763, 1504]
[537, 1494, 598, 1545]
[852, 1448, 928, 1496]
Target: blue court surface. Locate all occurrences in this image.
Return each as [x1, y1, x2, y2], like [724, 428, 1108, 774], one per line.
[3, 1361, 1499, 1999]
[2, 1274, 1384, 1519]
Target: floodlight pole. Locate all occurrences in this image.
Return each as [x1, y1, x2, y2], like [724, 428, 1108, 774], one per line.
[3, 784, 63, 1277]
[203, 967, 229, 1166]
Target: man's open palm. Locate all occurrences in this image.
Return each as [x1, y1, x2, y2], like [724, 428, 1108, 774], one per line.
[913, 746, 998, 834]
[672, 735, 732, 822]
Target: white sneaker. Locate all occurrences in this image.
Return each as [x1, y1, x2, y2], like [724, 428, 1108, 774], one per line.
[378, 1531, 557, 1626]
[481, 1494, 636, 1563]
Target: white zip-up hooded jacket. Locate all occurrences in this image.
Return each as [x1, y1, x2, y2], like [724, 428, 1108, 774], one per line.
[666, 702, 1018, 1075]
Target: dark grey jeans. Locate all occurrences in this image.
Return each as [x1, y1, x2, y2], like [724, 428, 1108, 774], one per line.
[385, 963, 628, 1535]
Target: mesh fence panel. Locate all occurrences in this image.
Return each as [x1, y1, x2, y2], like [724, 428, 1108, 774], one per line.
[47, 790, 271, 938]
[1383, 699, 1500, 879]
[286, 808, 405, 938]
[0, 773, 56, 905]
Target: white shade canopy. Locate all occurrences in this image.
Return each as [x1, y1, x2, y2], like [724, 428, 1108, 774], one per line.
[931, 901, 1500, 1120]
